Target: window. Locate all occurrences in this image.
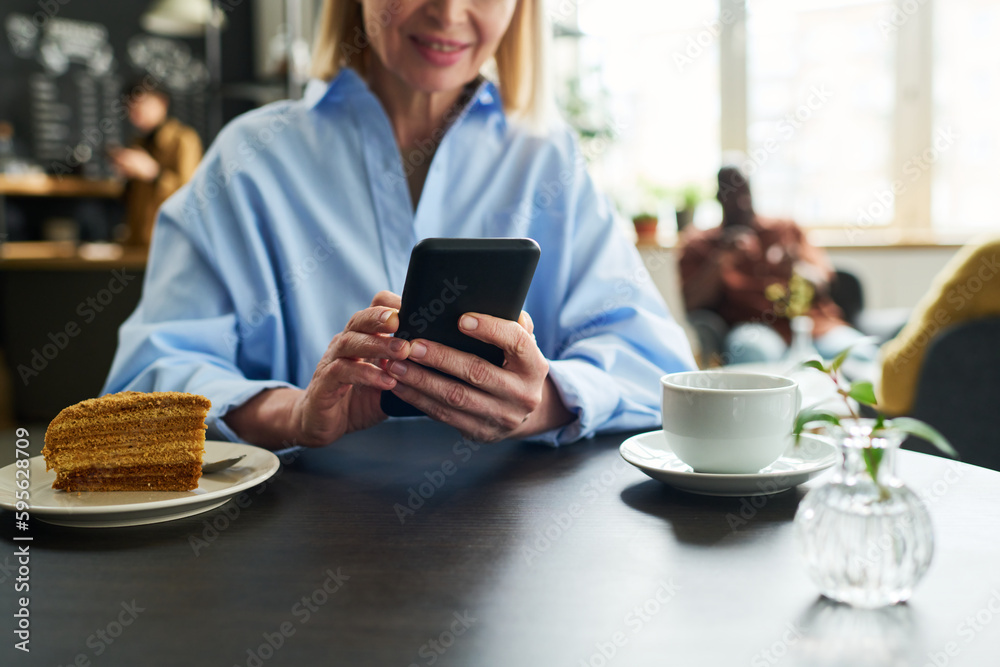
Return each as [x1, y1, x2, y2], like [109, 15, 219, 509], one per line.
[932, 0, 1000, 233]
[554, 0, 994, 243]
[555, 0, 720, 234]
[746, 0, 895, 228]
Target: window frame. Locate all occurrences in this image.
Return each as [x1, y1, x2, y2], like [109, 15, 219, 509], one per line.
[722, 0, 937, 242]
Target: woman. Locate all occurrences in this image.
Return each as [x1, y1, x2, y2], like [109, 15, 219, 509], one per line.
[103, 0, 694, 448]
[109, 78, 203, 246]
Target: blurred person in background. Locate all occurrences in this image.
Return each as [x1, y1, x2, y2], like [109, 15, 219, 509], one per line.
[109, 78, 202, 246]
[678, 165, 869, 364]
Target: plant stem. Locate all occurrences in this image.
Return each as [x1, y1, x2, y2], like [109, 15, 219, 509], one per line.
[830, 369, 884, 493]
[830, 372, 860, 422]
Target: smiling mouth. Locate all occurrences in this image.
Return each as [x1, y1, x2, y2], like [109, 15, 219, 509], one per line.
[411, 36, 469, 53]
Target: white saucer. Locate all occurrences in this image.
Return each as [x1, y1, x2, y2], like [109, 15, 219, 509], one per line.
[620, 431, 837, 497]
[0, 441, 280, 528]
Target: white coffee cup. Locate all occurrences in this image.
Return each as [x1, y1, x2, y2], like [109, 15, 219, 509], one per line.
[660, 371, 801, 474]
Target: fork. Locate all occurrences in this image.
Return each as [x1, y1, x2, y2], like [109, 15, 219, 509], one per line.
[201, 455, 245, 474]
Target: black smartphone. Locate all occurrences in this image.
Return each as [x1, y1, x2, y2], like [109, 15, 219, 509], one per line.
[380, 237, 541, 417]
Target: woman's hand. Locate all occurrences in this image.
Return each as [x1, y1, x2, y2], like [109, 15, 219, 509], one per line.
[290, 291, 410, 445]
[225, 291, 409, 448]
[108, 147, 161, 182]
[384, 311, 573, 442]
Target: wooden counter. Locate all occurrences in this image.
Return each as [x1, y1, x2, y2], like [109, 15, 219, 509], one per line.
[0, 174, 124, 198]
[0, 175, 126, 243]
[0, 241, 147, 270]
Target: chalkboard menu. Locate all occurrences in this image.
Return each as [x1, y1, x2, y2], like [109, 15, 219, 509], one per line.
[2, 9, 211, 177]
[4, 14, 119, 177]
[30, 71, 125, 178]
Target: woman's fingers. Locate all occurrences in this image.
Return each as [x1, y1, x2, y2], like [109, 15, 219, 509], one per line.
[333, 330, 409, 363]
[292, 292, 406, 445]
[371, 290, 402, 310]
[384, 312, 546, 407]
[390, 340, 511, 394]
[308, 301, 403, 407]
[384, 312, 548, 440]
[456, 313, 545, 374]
[517, 310, 534, 335]
[334, 297, 408, 361]
[388, 380, 522, 443]
[345, 305, 402, 336]
[314, 357, 396, 398]
[366, 304, 551, 441]
[388, 355, 515, 413]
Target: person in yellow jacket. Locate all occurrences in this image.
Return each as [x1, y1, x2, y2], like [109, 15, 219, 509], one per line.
[108, 80, 203, 246]
[878, 235, 1000, 414]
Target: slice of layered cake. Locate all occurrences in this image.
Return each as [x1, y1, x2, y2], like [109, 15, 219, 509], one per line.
[42, 391, 212, 492]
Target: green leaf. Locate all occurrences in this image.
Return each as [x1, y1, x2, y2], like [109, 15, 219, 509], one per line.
[862, 446, 885, 485]
[874, 413, 886, 431]
[800, 359, 827, 373]
[830, 346, 851, 372]
[794, 409, 840, 441]
[890, 417, 959, 458]
[847, 381, 877, 406]
[828, 337, 879, 372]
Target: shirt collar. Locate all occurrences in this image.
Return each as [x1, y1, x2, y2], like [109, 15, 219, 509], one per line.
[304, 67, 505, 131]
[465, 76, 505, 126]
[304, 67, 369, 108]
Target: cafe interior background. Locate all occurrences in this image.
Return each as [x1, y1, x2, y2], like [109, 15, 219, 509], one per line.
[0, 0, 996, 432]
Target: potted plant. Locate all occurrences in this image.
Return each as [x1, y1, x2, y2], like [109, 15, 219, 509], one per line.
[674, 184, 702, 233]
[630, 180, 671, 246]
[631, 212, 659, 245]
[792, 348, 958, 608]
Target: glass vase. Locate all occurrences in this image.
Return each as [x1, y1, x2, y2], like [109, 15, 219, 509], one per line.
[785, 315, 819, 364]
[794, 419, 934, 608]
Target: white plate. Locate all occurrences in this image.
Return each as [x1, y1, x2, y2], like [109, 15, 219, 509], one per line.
[620, 431, 837, 497]
[0, 441, 280, 528]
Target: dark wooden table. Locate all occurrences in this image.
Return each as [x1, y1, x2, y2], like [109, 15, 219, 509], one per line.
[3, 420, 1000, 666]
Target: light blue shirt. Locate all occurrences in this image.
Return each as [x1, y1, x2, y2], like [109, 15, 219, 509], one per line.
[103, 68, 695, 445]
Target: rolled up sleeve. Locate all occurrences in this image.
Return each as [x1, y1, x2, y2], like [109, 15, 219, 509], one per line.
[102, 181, 294, 442]
[528, 141, 696, 445]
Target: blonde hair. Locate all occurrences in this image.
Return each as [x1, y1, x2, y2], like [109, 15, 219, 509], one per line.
[310, 0, 549, 127]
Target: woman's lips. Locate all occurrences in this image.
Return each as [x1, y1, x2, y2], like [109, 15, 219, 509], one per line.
[409, 35, 471, 67]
